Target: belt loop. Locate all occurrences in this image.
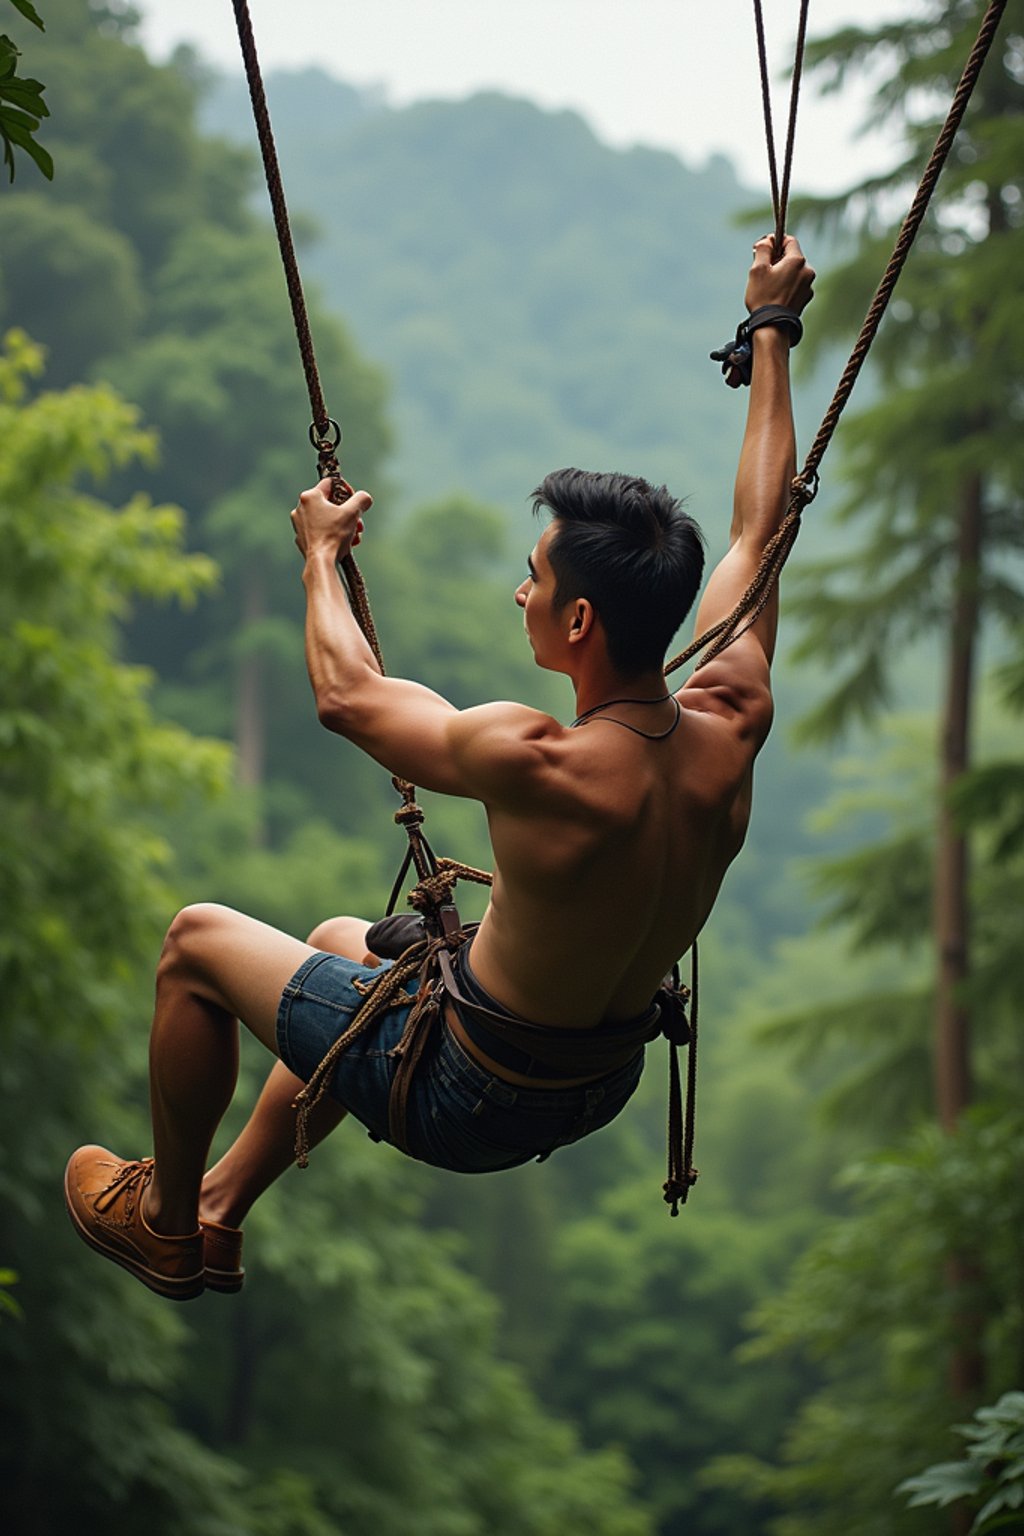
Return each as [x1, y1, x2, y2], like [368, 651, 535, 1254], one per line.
[484, 1079, 518, 1107]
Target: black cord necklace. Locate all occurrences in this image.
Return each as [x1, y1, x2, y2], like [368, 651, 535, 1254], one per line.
[570, 693, 681, 740]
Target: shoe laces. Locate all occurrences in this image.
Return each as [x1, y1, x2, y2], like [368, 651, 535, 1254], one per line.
[94, 1158, 155, 1226]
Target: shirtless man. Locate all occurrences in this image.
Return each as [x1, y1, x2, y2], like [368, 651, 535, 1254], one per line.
[64, 234, 814, 1299]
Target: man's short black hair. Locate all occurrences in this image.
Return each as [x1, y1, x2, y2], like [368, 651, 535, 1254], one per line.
[532, 468, 705, 675]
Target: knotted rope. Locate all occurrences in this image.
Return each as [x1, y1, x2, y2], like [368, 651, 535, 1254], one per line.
[667, 0, 1008, 677]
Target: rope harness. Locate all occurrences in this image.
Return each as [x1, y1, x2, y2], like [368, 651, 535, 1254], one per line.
[230, 0, 1007, 1212]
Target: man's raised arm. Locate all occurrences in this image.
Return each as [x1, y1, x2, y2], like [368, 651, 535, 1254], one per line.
[291, 480, 550, 800]
[687, 234, 815, 678]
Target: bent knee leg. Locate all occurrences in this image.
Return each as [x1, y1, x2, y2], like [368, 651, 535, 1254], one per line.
[158, 903, 239, 987]
[306, 915, 376, 964]
[156, 906, 317, 1051]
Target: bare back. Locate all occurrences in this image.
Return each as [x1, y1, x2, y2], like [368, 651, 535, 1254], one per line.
[468, 685, 765, 1027]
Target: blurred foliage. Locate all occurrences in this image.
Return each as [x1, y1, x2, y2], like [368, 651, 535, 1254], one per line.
[0, 0, 392, 849]
[785, 0, 1024, 742]
[0, 328, 235, 1532]
[706, 5, 1024, 1532]
[707, 1112, 1024, 1536]
[0, 335, 655, 1536]
[899, 1391, 1024, 1534]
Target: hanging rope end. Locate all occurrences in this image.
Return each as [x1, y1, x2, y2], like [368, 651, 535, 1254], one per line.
[292, 1087, 317, 1168]
[663, 1168, 699, 1216]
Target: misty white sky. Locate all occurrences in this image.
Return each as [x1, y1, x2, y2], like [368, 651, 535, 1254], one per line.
[137, 0, 920, 193]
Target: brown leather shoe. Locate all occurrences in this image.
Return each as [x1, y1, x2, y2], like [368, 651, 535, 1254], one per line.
[64, 1147, 204, 1301]
[201, 1219, 244, 1293]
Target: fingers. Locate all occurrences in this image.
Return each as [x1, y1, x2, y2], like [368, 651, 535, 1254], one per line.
[752, 232, 805, 262]
[292, 481, 372, 559]
[746, 230, 815, 315]
[305, 478, 373, 513]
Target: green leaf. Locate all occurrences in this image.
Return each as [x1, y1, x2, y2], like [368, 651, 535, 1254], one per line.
[1, 112, 52, 178]
[0, 75, 50, 115]
[8, 0, 45, 30]
[0, 35, 19, 80]
[1, 102, 41, 129]
[899, 1460, 983, 1508]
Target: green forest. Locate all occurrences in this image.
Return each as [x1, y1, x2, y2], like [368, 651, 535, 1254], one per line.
[1, 2, 1022, 1533]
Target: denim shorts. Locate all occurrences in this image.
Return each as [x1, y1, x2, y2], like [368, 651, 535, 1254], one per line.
[276, 950, 645, 1174]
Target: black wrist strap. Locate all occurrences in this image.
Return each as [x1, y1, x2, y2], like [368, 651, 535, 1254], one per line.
[709, 305, 803, 388]
[746, 305, 804, 344]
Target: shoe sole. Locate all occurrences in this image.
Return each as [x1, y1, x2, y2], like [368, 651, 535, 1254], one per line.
[204, 1266, 244, 1294]
[64, 1171, 205, 1302]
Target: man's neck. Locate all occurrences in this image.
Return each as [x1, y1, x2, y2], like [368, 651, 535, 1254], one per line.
[571, 669, 670, 720]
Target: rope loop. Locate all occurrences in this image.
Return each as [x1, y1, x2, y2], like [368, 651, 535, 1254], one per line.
[394, 801, 426, 829]
[407, 866, 462, 919]
[309, 417, 342, 451]
[790, 469, 819, 507]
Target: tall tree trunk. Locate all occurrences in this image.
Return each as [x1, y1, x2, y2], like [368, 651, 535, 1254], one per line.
[934, 473, 985, 1467]
[933, 471, 981, 1135]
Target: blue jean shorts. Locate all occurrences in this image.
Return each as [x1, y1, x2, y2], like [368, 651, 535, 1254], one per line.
[276, 950, 645, 1174]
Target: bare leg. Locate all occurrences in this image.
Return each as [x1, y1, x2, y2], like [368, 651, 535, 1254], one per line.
[143, 904, 319, 1236]
[199, 916, 379, 1229]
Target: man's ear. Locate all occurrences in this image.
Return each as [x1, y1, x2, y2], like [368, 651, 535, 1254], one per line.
[567, 598, 595, 643]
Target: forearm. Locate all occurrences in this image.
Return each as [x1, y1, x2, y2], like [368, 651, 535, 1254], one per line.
[301, 550, 382, 724]
[730, 328, 796, 550]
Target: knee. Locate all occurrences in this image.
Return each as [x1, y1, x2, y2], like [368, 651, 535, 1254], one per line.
[305, 914, 368, 956]
[158, 903, 231, 986]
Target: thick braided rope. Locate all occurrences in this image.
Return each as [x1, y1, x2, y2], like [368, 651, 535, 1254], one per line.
[667, 0, 1008, 677]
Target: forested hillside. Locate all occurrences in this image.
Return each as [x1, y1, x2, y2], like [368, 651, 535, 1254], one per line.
[1, 2, 1021, 1535]
[205, 68, 754, 519]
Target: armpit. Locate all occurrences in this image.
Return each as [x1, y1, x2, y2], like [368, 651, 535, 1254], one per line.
[680, 677, 774, 743]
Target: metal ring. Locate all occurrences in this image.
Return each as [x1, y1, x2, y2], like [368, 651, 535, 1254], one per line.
[309, 417, 342, 450]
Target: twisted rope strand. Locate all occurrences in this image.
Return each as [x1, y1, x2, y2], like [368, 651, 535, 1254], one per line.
[753, 0, 811, 255]
[231, 2, 426, 815]
[752, 0, 782, 234]
[231, 0, 329, 435]
[776, 0, 811, 255]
